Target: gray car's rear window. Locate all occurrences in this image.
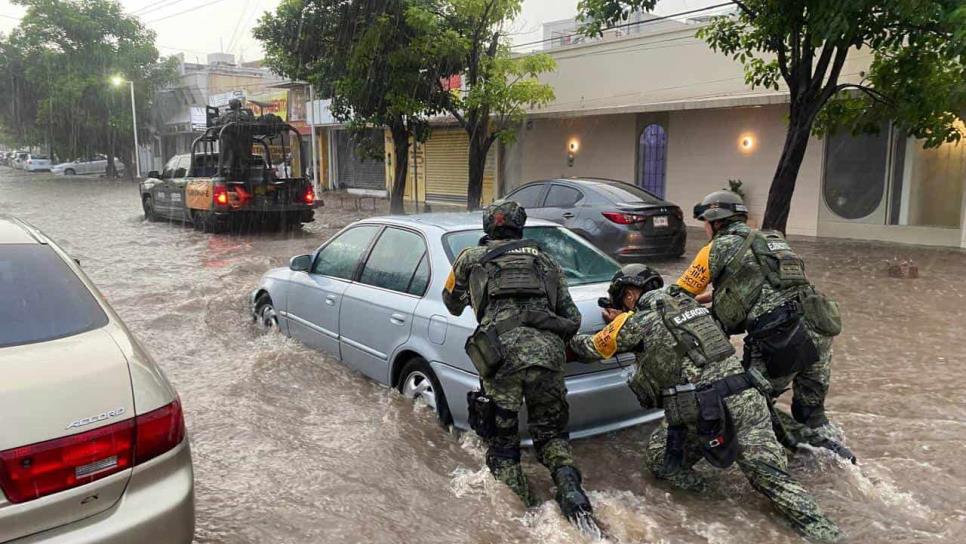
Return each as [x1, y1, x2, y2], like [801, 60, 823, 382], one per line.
[585, 180, 662, 204]
[0, 244, 109, 348]
[443, 226, 619, 286]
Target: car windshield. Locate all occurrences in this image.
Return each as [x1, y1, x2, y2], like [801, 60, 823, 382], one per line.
[0, 244, 109, 348]
[584, 180, 662, 204]
[443, 226, 619, 286]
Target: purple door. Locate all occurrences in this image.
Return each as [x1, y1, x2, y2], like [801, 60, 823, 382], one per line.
[639, 124, 667, 198]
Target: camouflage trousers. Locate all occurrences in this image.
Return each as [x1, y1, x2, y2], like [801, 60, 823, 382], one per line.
[644, 389, 842, 542]
[746, 324, 834, 429]
[482, 366, 575, 505]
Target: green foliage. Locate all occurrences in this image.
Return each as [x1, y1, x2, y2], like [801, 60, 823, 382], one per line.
[577, 0, 657, 37]
[0, 0, 176, 168]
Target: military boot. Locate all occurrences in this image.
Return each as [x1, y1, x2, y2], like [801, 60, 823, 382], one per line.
[552, 466, 593, 520]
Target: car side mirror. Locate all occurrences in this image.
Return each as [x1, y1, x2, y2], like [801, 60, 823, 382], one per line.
[148, 170, 159, 179]
[289, 254, 312, 272]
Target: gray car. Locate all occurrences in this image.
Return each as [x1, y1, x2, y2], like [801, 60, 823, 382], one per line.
[250, 213, 659, 439]
[503, 178, 687, 260]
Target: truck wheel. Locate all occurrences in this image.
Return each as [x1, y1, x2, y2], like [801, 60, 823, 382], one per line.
[398, 357, 452, 427]
[142, 195, 158, 221]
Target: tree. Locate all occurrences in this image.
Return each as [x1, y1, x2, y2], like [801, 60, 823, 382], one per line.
[578, 0, 966, 232]
[410, 0, 556, 210]
[0, 0, 176, 177]
[256, 0, 449, 214]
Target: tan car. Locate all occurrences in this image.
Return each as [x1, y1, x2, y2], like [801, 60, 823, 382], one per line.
[0, 216, 194, 543]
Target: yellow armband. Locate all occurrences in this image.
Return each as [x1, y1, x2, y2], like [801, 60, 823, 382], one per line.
[591, 311, 633, 359]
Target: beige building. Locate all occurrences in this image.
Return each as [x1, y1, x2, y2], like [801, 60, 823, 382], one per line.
[498, 14, 966, 248]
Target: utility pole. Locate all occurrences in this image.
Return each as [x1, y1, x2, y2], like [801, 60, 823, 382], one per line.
[309, 84, 320, 195]
[129, 80, 140, 177]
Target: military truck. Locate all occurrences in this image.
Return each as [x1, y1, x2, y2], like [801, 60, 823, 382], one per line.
[140, 100, 317, 230]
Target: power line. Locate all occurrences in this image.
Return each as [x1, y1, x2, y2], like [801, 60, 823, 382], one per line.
[136, 0, 193, 17]
[511, 2, 735, 51]
[145, 0, 232, 24]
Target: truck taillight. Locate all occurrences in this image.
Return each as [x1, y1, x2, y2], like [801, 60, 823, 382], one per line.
[213, 185, 228, 206]
[303, 187, 315, 205]
[0, 399, 186, 504]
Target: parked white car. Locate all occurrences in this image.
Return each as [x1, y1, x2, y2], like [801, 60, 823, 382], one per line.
[52, 156, 124, 176]
[0, 216, 195, 543]
[23, 154, 52, 172]
[10, 152, 29, 169]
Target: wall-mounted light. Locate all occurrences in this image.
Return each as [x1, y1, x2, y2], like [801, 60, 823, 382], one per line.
[567, 138, 580, 167]
[739, 134, 756, 154]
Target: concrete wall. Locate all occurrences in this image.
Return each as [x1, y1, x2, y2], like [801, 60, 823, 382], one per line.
[665, 105, 823, 237]
[503, 114, 638, 189]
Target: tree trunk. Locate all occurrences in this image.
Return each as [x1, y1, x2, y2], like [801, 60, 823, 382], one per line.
[389, 122, 410, 215]
[762, 116, 812, 233]
[465, 116, 490, 211]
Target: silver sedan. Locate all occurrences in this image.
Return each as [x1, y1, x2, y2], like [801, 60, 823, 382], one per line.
[251, 213, 659, 439]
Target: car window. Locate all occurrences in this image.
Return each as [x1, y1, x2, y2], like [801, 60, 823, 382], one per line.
[162, 156, 180, 178]
[359, 227, 428, 294]
[443, 226, 619, 286]
[173, 156, 188, 178]
[312, 225, 381, 280]
[545, 185, 583, 208]
[506, 184, 546, 208]
[587, 180, 661, 204]
[408, 253, 430, 296]
[0, 245, 109, 348]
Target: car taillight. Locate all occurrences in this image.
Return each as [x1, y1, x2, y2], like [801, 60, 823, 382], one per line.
[602, 211, 646, 225]
[0, 399, 185, 504]
[303, 187, 315, 205]
[213, 185, 228, 206]
[135, 398, 186, 465]
[0, 420, 134, 504]
[672, 207, 684, 220]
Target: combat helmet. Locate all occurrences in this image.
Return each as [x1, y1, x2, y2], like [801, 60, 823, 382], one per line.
[693, 191, 749, 222]
[608, 264, 664, 305]
[483, 200, 527, 239]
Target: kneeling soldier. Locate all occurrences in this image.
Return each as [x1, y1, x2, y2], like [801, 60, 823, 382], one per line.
[442, 201, 598, 531]
[571, 264, 842, 542]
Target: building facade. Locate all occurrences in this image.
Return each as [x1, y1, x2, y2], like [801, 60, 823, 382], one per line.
[497, 14, 966, 248]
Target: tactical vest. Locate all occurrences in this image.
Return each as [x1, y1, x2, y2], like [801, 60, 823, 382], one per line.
[468, 240, 556, 323]
[711, 229, 808, 334]
[645, 291, 736, 369]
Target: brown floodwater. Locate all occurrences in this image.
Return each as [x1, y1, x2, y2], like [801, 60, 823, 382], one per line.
[2, 168, 964, 543]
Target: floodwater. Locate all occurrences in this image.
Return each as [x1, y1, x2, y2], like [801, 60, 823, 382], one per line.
[2, 168, 964, 543]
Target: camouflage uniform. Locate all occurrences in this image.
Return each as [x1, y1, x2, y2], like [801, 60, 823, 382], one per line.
[570, 286, 842, 542]
[442, 214, 582, 505]
[678, 221, 836, 431]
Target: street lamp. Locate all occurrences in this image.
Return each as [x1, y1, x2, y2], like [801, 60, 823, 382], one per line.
[111, 75, 140, 177]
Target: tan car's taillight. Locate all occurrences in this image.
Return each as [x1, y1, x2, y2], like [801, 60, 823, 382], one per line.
[0, 398, 185, 504]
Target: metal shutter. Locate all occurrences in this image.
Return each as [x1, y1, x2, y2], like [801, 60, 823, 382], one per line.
[336, 129, 385, 191]
[423, 129, 497, 205]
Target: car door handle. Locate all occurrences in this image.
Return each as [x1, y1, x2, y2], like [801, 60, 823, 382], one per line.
[324, 295, 337, 306]
[562, 212, 575, 219]
[390, 313, 407, 325]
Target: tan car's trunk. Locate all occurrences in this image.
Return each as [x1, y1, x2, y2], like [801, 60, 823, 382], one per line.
[0, 328, 135, 542]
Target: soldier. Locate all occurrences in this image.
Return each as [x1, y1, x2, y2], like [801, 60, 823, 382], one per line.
[677, 191, 853, 461]
[572, 265, 842, 542]
[442, 201, 598, 530]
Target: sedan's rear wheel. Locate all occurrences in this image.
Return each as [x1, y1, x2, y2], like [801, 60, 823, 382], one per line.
[254, 295, 279, 332]
[398, 358, 452, 426]
[64, 168, 76, 176]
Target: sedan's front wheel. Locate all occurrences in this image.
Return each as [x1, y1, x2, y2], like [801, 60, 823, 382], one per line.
[254, 295, 279, 332]
[398, 357, 452, 426]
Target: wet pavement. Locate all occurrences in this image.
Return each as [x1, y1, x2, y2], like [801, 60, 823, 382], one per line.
[1, 168, 964, 543]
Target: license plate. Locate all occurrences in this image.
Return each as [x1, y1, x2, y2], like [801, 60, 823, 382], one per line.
[653, 216, 669, 228]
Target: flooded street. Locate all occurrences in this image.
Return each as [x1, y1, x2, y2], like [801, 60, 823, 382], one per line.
[2, 169, 965, 543]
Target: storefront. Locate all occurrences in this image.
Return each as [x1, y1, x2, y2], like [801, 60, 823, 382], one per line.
[335, 129, 386, 195]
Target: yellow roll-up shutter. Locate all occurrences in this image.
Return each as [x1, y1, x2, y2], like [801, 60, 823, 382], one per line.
[423, 129, 497, 205]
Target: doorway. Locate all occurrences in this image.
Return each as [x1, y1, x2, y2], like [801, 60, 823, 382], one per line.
[639, 123, 668, 198]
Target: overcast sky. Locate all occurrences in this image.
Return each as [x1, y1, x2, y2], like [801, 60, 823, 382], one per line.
[0, 0, 725, 63]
